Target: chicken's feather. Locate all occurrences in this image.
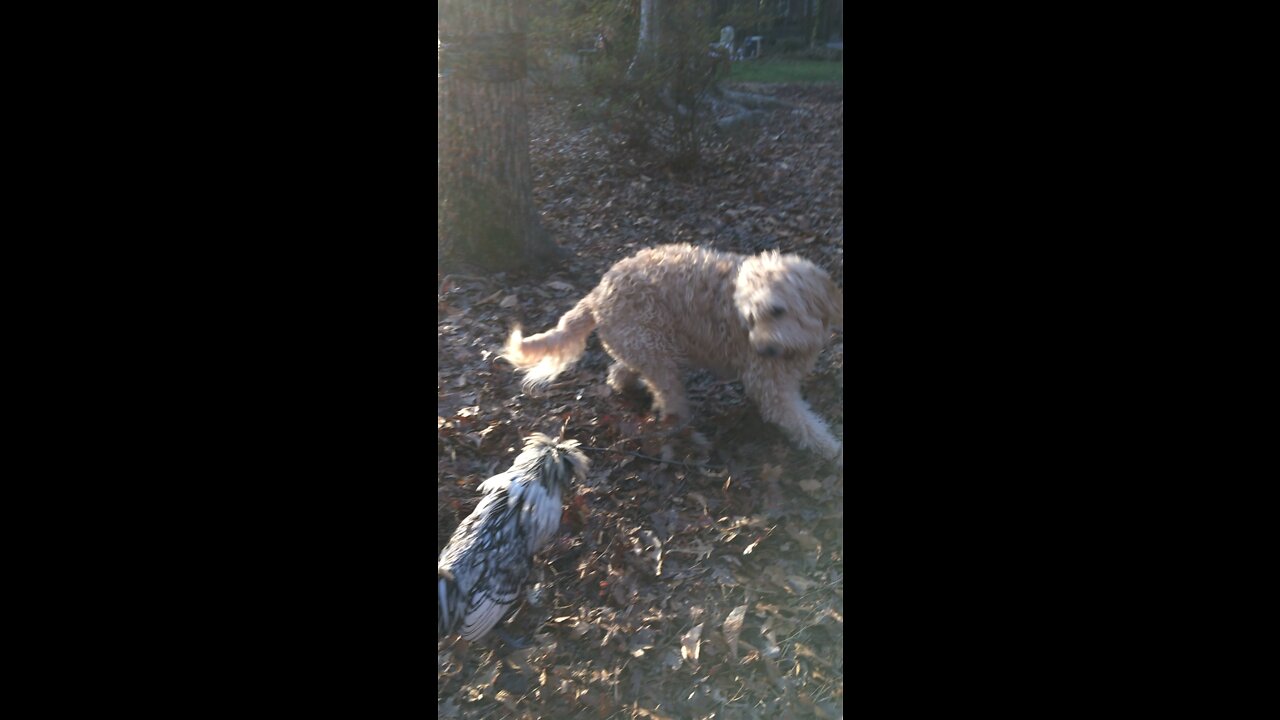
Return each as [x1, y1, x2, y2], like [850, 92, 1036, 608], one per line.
[438, 434, 589, 642]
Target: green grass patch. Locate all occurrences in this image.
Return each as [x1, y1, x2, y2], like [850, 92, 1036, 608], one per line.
[727, 59, 842, 84]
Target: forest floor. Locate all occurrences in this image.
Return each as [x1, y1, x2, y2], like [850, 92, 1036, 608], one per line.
[438, 81, 844, 720]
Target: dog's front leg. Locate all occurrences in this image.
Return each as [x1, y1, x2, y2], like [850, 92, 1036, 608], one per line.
[744, 376, 841, 464]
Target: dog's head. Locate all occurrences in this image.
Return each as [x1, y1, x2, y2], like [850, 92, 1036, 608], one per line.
[735, 251, 842, 358]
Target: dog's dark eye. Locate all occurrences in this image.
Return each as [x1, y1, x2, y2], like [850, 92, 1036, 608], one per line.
[770, 306, 786, 318]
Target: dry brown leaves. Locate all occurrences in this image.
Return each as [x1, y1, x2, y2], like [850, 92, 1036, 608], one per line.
[439, 82, 843, 720]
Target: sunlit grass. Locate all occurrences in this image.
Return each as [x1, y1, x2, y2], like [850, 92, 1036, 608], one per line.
[727, 59, 843, 84]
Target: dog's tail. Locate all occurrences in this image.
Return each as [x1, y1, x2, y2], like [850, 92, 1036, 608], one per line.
[503, 296, 597, 392]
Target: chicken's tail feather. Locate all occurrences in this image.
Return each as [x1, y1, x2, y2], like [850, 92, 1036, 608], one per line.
[438, 567, 460, 638]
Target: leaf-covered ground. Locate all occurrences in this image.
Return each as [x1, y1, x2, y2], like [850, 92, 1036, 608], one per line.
[438, 82, 843, 720]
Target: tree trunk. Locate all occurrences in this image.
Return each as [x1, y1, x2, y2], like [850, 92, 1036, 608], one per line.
[628, 0, 663, 80]
[438, 0, 559, 273]
[810, 0, 824, 47]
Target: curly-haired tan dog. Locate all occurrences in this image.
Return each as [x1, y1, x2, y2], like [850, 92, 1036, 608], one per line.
[504, 244, 843, 465]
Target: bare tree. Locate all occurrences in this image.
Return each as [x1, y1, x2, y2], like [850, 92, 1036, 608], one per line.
[438, 0, 560, 272]
[628, 0, 661, 79]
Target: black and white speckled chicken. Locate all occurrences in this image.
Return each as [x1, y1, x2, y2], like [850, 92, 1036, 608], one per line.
[438, 433, 589, 643]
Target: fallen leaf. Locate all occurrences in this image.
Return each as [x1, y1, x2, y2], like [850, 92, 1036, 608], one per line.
[680, 622, 704, 664]
[794, 642, 833, 669]
[687, 492, 709, 514]
[494, 690, 519, 714]
[722, 604, 747, 660]
[759, 628, 781, 658]
[635, 705, 673, 720]
[710, 564, 738, 587]
[500, 294, 519, 308]
[661, 648, 683, 671]
[787, 574, 817, 593]
[629, 627, 656, 657]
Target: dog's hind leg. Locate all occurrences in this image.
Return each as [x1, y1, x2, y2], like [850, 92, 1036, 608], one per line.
[638, 363, 689, 426]
[607, 360, 653, 412]
[607, 361, 641, 393]
[599, 332, 689, 424]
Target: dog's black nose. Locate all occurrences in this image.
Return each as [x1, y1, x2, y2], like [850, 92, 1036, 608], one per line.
[761, 345, 780, 357]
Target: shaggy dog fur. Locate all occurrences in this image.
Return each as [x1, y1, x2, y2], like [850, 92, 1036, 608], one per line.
[504, 244, 843, 465]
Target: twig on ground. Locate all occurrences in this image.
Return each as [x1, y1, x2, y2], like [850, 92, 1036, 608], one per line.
[581, 445, 726, 472]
